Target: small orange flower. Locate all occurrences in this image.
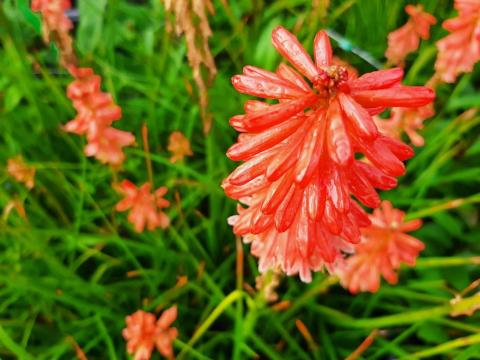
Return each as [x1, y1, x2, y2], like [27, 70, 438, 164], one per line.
[337, 200, 424, 293]
[385, 5, 436, 66]
[31, 0, 75, 66]
[123, 307, 178, 360]
[115, 180, 170, 232]
[84, 127, 135, 167]
[7, 156, 35, 189]
[167, 131, 193, 163]
[435, 0, 480, 83]
[375, 104, 435, 147]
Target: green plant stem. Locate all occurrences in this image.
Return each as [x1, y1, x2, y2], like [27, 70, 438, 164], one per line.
[177, 290, 244, 360]
[414, 257, 480, 268]
[313, 293, 480, 329]
[403, 333, 480, 359]
[406, 193, 480, 221]
[280, 276, 339, 321]
[0, 326, 34, 360]
[233, 237, 244, 360]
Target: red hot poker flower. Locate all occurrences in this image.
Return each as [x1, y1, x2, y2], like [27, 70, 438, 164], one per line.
[337, 201, 424, 293]
[115, 180, 170, 233]
[65, 66, 135, 166]
[223, 26, 434, 282]
[385, 5, 436, 66]
[123, 306, 178, 360]
[435, 0, 480, 83]
[31, 0, 75, 66]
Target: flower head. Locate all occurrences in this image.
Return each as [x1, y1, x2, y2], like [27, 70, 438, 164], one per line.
[31, 0, 75, 66]
[115, 180, 170, 232]
[123, 311, 157, 360]
[65, 66, 135, 166]
[7, 156, 36, 189]
[123, 307, 178, 360]
[167, 131, 193, 163]
[337, 201, 424, 293]
[435, 0, 480, 83]
[385, 5, 436, 66]
[223, 26, 434, 282]
[375, 104, 435, 147]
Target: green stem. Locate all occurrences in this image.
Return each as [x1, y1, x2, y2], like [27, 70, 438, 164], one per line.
[95, 315, 117, 360]
[233, 237, 244, 360]
[174, 339, 213, 360]
[250, 335, 282, 360]
[177, 290, 244, 360]
[406, 193, 480, 221]
[403, 333, 480, 359]
[313, 294, 480, 329]
[414, 256, 480, 268]
[280, 276, 339, 321]
[0, 326, 34, 360]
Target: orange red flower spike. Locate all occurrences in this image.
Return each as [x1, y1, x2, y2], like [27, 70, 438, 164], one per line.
[337, 201, 424, 293]
[115, 180, 170, 233]
[65, 66, 135, 166]
[31, 0, 76, 67]
[123, 306, 178, 360]
[435, 0, 480, 83]
[224, 26, 434, 282]
[385, 5, 437, 66]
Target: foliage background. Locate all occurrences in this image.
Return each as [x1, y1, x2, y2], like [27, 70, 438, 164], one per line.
[0, 0, 479, 358]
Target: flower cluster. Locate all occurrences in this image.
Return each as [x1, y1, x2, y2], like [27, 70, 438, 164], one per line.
[115, 180, 170, 233]
[7, 156, 36, 189]
[385, 5, 436, 66]
[224, 26, 434, 282]
[123, 307, 178, 360]
[375, 104, 435, 147]
[435, 0, 480, 83]
[31, 0, 75, 66]
[65, 66, 135, 166]
[337, 201, 424, 293]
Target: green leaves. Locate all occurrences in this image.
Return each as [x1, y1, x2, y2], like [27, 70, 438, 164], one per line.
[77, 0, 107, 55]
[0, 0, 479, 358]
[4, 85, 23, 112]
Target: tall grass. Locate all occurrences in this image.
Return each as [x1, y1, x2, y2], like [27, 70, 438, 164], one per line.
[0, 0, 479, 358]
